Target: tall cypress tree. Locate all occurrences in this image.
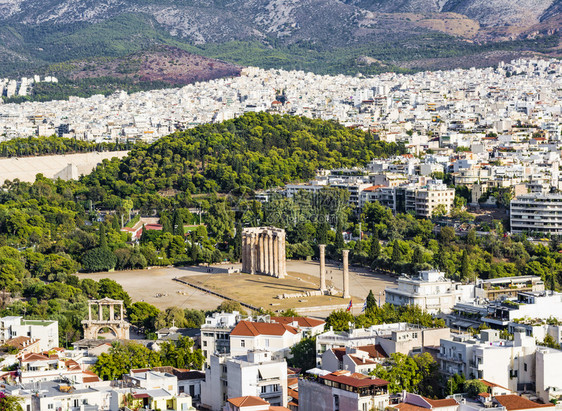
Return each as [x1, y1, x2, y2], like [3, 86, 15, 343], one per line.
[161, 214, 173, 234]
[335, 220, 344, 250]
[370, 229, 381, 260]
[317, 217, 328, 245]
[460, 249, 470, 280]
[174, 213, 185, 237]
[233, 221, 242, 261]
[99, 223, 108, 249]
[366, 290, 377, 311]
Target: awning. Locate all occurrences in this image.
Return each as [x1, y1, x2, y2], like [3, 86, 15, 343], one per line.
[258, 366, 278, 380]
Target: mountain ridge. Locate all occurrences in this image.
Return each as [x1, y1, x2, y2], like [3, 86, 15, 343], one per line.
[0, 0, 559, 78]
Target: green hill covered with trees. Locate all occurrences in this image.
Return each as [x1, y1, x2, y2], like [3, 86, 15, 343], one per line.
[0, 113, 559, 351]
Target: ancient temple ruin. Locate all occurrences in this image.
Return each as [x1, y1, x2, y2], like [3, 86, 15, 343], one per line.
[241, 227, 286, 278]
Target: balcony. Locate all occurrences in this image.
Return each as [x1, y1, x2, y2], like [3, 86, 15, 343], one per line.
[437, 353, 464, 364]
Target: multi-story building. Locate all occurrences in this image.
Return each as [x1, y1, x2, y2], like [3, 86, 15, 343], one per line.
[438, 329, 553, 392]
[316, 323, 450, 366]
[475, 276, 544, 300]
[2, 380, 117, 411]
[409, 180, 455, 218]
[510, 193, 562, 234]
[535, 346, 562, 403]
[270, 317, 325, 338]
[298, 370, 390, 411]
[201, 350, 288, 411]
[0, 316, 58, 351]
[360, 180, 454, 217]
[321, 345, 387, 374]
[385, 270, 474, 314]
[483, 292, 562, 329]
[200, 311, 242, 362]
[229, 321, 302, 359]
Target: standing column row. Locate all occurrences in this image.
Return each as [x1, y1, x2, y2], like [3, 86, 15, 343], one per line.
[342, 249, 350, 299]
[241, 227, 287, 278]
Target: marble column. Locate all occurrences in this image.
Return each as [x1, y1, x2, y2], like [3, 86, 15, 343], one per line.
[120, 303, 124, 321]
[319, 244, 326, 292]
[250, 233, 256, 274]
[273, 234, 279, 277]
[264, 232, 270, 275]
[259, 234, 265, 274]
[88, 302, 92, 321]
[241, 233, 247, 272]
[98, 303, 103, 321]
[279, 232, 286, 278]
[109, 304, 115, 321]
[342, 249, 350, 299]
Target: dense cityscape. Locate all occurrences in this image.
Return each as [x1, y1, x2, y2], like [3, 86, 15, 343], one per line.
[0, 50, 561, 411]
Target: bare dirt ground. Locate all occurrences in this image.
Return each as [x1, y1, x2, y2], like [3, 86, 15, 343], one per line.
[77, 261, 396, 318]
[77, 266, 225, 311]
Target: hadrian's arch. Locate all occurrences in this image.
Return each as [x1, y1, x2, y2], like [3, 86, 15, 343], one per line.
[82, 298, 130, 340]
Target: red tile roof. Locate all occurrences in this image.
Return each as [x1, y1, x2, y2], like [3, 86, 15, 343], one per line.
[362, 185, 385, 192]
[424, 397, 458, 408]
[393, 404, 429, 411]
[331, 347, 346, 361]
[230, 321, 299, 337]
[320, 371, 388, 388]
[348, 355, 377, 366]
[228, 395, 269, 407]
[271, 317, 325, 328]
[21, 353, 54, 362]
[494, 395, 554, 410]
[357, 344, 388, 359]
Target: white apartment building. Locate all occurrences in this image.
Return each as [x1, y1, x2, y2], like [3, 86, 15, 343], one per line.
[507, 321, 562, 346]
[321, 345, 387, 374]
[270, 316, 325, 338]
[298, 370, 390, 411]
[229, 321, 302, 359]
[123, 369, 178, 392]
[1, 380, 117, 411]
[483, 292, 562, 328]
[316, 322, 450, 366]
[359, 180, 455, 217]
[0, 316, 58, 351]
[200, 311, 242, 362]
[439, 329, 557, 393]
[409, 180, 455, 218]
[535, 346, 562, 403]
[385, 270, 474, 314]
[201, 350, 287, 411]
[510, 194, 562, 234]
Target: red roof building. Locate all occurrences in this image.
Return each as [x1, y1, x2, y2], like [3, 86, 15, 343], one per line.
[298, 370, 390, 411]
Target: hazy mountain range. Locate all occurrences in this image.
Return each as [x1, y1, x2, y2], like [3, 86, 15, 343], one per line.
[0, 0, 560, 79]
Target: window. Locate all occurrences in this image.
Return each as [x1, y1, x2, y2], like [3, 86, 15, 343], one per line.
[524, 363, 527, 372]
[47, 405, 53, 410]
[73, 399, 79, 407]
[203, 341, 207, 347]
[334, 394, 340, 411]
[241, 340, 246, 347]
